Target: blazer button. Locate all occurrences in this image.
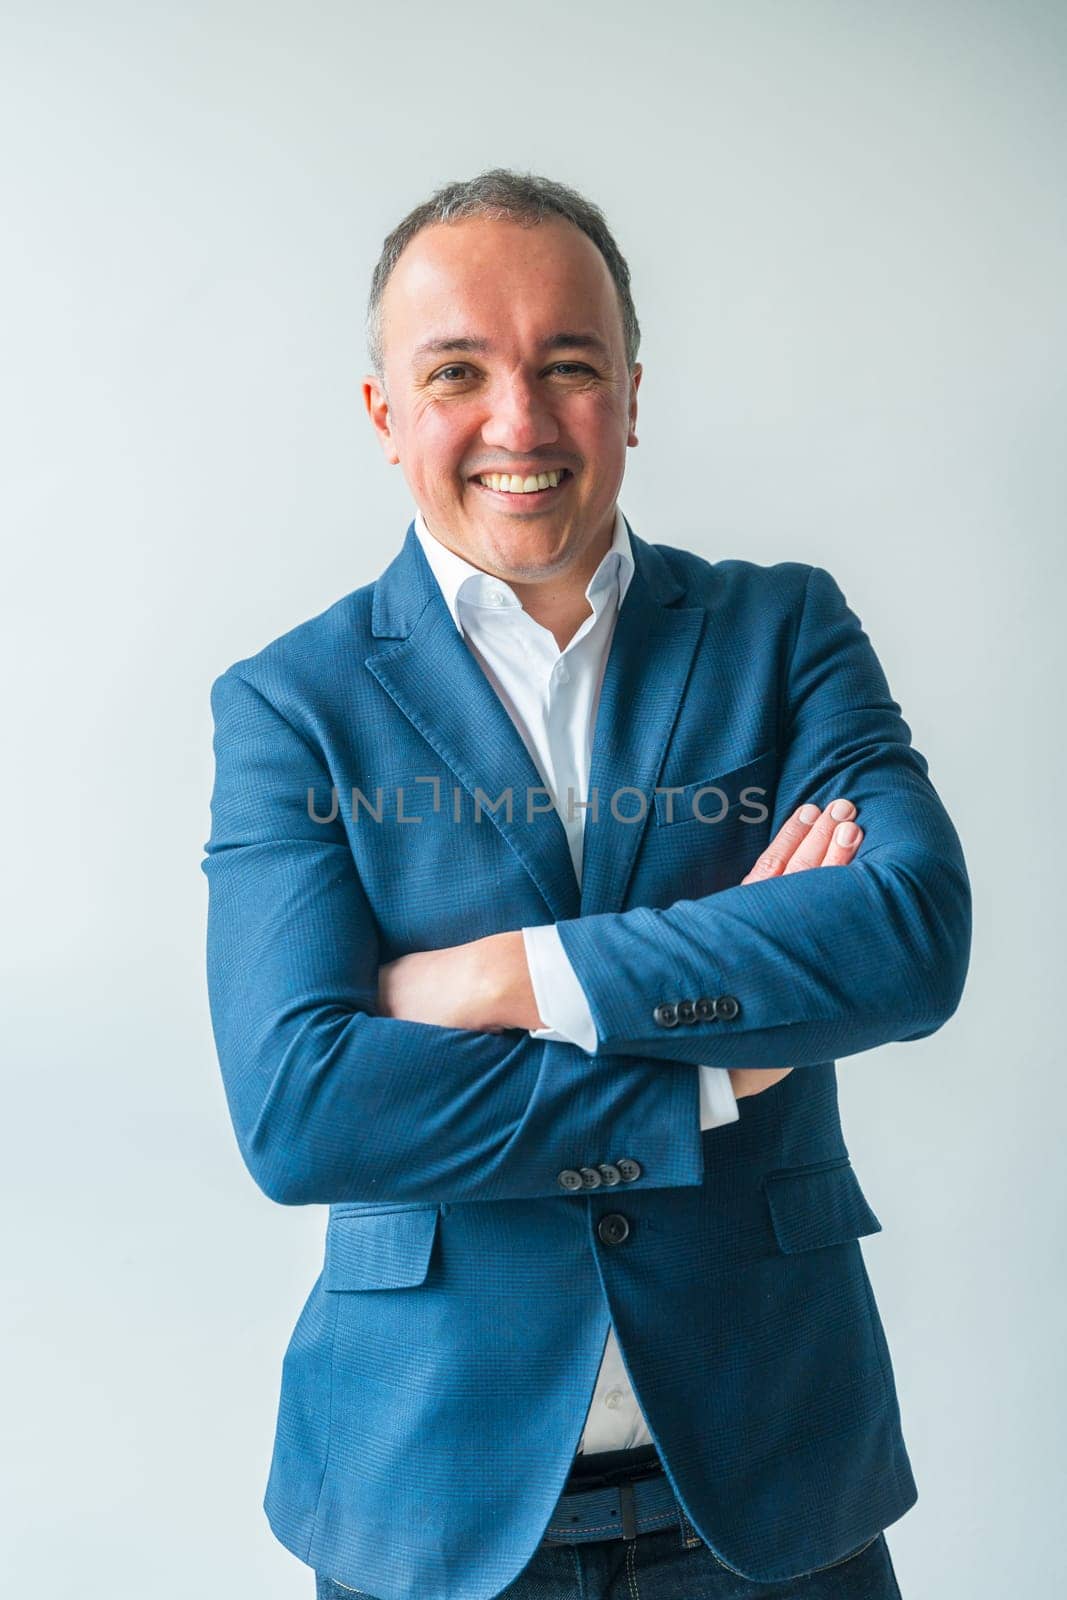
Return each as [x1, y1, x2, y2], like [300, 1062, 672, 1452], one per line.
[714, 995, 741, 1021]
[653, 1003, 679, 1028]
[676, 1000, 696, 1025]
[616, 1158, 642, 1183]
[597, 1213, 630, 1246]
[558, 1169, 583, 1191]
[694, 996, 716, 1020]
[579, 1166, 603, 1189]
[597, 1163, 622, 1185]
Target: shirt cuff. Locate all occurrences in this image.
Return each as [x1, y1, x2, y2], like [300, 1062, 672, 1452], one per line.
[522, 923, 744, 1141]
[521, 924, 598, 1054]
[698, 1065, 740, 1130]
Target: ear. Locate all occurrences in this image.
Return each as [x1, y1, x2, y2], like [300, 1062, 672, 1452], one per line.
[627, 364, 642, 447]
[363, 374, 400, 465]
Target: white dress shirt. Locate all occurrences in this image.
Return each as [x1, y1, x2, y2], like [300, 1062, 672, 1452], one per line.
[412, 506, 739, 1455]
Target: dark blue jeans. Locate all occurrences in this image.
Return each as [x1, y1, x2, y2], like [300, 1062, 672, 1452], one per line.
[314, 1506, 903, 1599]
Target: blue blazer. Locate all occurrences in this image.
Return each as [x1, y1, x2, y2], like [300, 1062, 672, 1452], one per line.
[202, 518, 971, 1599]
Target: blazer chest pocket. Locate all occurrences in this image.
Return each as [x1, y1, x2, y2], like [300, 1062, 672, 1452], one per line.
[653, 746, 778, 828]
[324, 1205, 440, 1291]
[763, 1159, 882, 1254]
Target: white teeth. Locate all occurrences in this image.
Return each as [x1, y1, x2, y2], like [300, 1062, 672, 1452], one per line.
[477, 469, 564, 493]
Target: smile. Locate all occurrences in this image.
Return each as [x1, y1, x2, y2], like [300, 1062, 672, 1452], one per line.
[470, 468, 572, 505]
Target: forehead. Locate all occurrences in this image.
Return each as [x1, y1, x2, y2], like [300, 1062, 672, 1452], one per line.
[381, 215, 621, 355]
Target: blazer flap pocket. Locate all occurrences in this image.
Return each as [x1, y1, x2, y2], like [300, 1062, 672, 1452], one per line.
[324, 1206, 440, 1291]
[654, 746, 777, 826]
[763, 1160, 882, 1254]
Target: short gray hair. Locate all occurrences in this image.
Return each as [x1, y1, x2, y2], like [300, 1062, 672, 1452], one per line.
[366, 167, 641, 383]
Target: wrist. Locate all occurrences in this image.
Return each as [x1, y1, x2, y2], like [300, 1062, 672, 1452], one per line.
[480, 930, 544, 1032]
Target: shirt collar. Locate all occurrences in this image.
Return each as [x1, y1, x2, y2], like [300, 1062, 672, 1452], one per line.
[412, 505, 635, 637]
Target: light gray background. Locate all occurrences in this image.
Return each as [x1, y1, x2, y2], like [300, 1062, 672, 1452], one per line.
[2, 2, 1063, 1595]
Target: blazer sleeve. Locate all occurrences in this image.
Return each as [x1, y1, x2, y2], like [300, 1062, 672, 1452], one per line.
[553, 565, 972, 1067]
[523, 923, 740, 1130]
[201, 669, 706, 1207]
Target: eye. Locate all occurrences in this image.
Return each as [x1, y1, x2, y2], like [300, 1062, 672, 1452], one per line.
[430, 361, 596, 383]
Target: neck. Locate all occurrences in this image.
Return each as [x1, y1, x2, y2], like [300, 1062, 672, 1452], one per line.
[507, 520, 615, 649]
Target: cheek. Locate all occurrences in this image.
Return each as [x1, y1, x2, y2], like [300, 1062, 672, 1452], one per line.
[572, 388, 629, 441]
[412, 408, 476, 476]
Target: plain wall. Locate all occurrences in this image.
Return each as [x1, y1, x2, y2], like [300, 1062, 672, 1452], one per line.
[2, 1, 1064, 1594]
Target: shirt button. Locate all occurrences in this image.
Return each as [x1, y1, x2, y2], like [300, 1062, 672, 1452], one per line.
[604, 1390, 624, 1410]
[554, 662, 570, 682]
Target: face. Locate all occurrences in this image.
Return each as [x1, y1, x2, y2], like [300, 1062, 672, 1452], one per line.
[363, 215, 641, 592]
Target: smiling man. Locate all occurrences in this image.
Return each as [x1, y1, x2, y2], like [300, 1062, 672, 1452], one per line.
[364, 208, 638, 651]
[202, 169, 970, 1600]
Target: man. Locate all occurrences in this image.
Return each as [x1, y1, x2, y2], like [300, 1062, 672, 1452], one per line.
[202, 169, 970, 1600]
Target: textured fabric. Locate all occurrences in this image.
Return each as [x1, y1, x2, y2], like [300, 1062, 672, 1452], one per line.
[525, 920, 742, 1133]
[411, 505, 736, 1131]
[552, 561, 971, 1065]
[317, 1527, 903, 1598]
[413, 504, 735, 1455]
[315, 1445, 905, 1593]
[202, 517, 970, 1600]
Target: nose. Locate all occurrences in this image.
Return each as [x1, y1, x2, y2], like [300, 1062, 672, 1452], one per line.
[479, 373, 559, 455]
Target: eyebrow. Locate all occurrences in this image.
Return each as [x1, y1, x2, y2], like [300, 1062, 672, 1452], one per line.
[411, 331, 612, 367]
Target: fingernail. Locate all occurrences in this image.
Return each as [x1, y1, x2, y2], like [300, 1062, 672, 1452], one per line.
[830, 799, 855, 821]
[798, 804, 819, 824]
[836, 822, 859, 847]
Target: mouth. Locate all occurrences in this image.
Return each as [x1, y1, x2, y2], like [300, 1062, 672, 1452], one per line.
[469, 468, 573, 508]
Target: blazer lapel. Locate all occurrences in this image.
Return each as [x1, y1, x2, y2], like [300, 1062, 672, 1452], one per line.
[365, 524, 581, 922]
[364, 519, 706, 925]
[580, 536, 705, 917]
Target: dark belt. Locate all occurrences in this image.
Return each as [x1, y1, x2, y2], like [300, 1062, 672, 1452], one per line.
[542, 1446, 689, 1545]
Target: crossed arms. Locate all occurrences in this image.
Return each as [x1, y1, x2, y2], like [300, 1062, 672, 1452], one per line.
[202, 565, 971, 1206]
[377, 797, 869, 1102]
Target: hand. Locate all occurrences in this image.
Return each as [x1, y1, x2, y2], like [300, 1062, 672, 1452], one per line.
[739, 797, 862, 886]
[729, 798, 863, 1100]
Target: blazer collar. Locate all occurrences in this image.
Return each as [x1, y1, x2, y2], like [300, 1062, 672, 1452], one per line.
[365, 516, 703, 922]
